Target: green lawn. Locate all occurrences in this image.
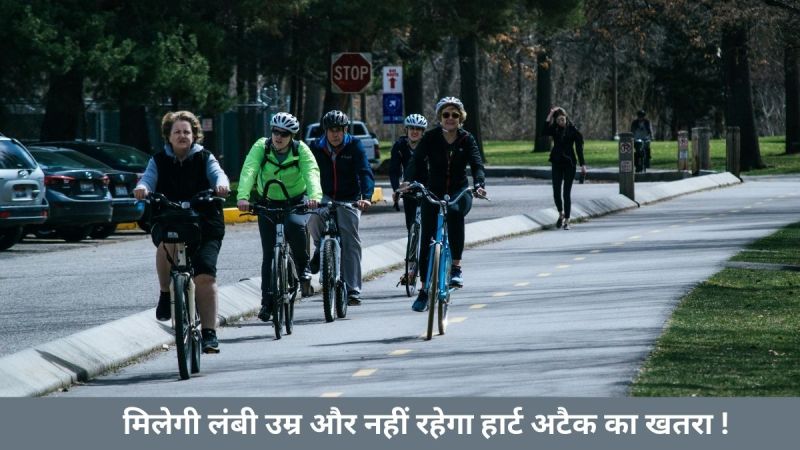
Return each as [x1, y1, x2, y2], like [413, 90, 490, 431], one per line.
[630, 222, 800, 396]
[481, 136, 800, 175]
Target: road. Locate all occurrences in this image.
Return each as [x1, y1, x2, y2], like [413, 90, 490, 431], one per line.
[52, 176, 800, 396]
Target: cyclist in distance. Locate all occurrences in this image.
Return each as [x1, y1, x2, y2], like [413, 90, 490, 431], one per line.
[403, 97, 486, 312]
[237, 112, 322, 322]
[390, 113, 429, 231]
[134, 110, 230, 353]
[307, 110, 375, 306]
[631, 109, 653, 169]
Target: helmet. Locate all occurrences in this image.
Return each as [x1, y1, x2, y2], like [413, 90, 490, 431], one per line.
[435, 96, 464, 116]
[404, 113, 428, 129]
[322, 110, 350, 129]
[637, 109, 646, 117]
[270, 112, 300, 134]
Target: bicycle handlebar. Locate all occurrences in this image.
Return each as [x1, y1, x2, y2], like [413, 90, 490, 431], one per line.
[147, 189, 225, 210]
[246, 202, 308, 217]
[401, 182, 489, 207]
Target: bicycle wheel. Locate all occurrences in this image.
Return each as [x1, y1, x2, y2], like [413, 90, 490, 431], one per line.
[285, 253, 298, 335]
[321, 239, 336, 323]
[189, 281, 201, 374]
[271, 247, 283, 339]
[405, 222, 421, 297]
[335, 279, 348, 318]
[426, 244, 441, 341]
[438, 248, 452, 336]
[172, 273, 192, 380]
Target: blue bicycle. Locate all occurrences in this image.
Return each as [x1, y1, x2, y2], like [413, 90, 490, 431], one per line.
[404, 182, 486, 340]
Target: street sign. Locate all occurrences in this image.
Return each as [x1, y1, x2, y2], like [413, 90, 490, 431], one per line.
[331, 52, 372, 94]
[383, 93, 403, 124]
[382, 66, 403, 94]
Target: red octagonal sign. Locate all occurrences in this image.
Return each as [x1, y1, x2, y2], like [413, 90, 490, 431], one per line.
[331, 52, 372, 94]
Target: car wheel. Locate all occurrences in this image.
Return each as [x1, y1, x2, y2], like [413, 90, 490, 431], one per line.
[0, 226, 23, 251]
[58, 226, 90, 242]
[89, 223, 117, 239]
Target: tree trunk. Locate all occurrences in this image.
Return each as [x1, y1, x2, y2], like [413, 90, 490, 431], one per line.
[611, 44, 619, 140]
[437, 38, 459, 98]
[303, 81, 323, 125]
[533, 45, 552, 152]
[785, 42, 800, 154]
[119, 103, 152, 153]
[40, 69, 84, 141]
[458, 34, 485, 162]
[404, 60, 424, 116]
[721, 25, 764, 170]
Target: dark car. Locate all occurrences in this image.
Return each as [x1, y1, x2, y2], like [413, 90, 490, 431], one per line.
[35, 141, 151, 174]
[0, 135, 48, 250]
[24, 148, 113, 242]
[28, 146, 144, 238]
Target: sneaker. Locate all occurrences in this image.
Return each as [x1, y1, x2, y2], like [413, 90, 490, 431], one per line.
[563, 218, 571, 230]
[201, 329, 219, 353]
[156, 291, 171, 321]
[449, 265, 463, 288]
[309, 250, 320, 274]
[556, 213, 564, 229]
[347, 291, 362, 306]
[257, 303, 272, 322]
[411, 290, 428, 312]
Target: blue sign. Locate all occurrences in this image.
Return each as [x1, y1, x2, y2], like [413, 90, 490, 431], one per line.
[383, 93, 403, 124]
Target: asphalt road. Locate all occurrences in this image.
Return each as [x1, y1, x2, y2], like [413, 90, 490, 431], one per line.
[1, 177, 626, 357]
[52, 176, 800, 396]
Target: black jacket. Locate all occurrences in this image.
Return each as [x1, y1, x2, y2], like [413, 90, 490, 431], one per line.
[405, 126, 485, 198]
[545, 122, 585, 167]
[388, 136, 427, 191]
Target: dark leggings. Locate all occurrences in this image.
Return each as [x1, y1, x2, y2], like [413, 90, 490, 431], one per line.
[418, 193, 472, 284]
[552, 163, 577, 218]
[258, 213, 309, 302]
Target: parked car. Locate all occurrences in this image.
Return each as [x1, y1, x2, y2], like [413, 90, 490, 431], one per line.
[24, 148, 113, 242]
[303, 121, 381, 169]
[0, 135, 48, 250]
[35, 141, 151, 175]
[27, 145, 143, 239]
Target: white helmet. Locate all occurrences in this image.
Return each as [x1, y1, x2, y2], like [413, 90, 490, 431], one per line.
[404, 113, 428, 129]
[435, 96, 464, 116]
[270, 112, 300, 134]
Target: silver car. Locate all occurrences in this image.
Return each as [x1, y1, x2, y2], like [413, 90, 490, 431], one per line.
[0, 134, 48, 250]
[304, 121, 381, 169]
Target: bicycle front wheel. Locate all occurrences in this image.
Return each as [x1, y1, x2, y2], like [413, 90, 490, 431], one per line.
[172, 273, 192, 380]
[438, 248, 452, 336]
[405, 222, 420, 297]
[271, 247, 283, 339]
[426, 244, 441, 340]
[321, 239, 337, 323]
[285, 253, 298, 335]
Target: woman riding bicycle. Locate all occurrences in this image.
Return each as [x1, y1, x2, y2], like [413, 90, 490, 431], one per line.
[403, 97, 486, 312]
[237, 112, 322, 322]
[390, 113, 429, 231]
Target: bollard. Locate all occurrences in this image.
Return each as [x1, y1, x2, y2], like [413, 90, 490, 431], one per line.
[690, 127, 710, 175]
[677, 130, 689, 171]
[726, 126, 741, 178]
[618, 132, 635, 200]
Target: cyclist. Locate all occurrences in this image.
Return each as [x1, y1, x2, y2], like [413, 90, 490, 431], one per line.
[631, 109, 653, 169]
[390, 113, 428, 231]
[307, 110, 375, 306]
[403, 97, 486, 312]
[545, 106, 586, 230]
[237, 112, 322, 322]
[134, 110, 230, 353]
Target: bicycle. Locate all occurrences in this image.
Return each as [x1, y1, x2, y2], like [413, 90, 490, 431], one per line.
[403, 182, 486, 340]
[396, 191, 423, 297]
[245, 179, 309, 340]
[148, 189, 223, 380]
[312, 201, 357, 323]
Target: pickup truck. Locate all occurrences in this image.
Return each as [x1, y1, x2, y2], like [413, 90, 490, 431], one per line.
[304, 121, 381, 169]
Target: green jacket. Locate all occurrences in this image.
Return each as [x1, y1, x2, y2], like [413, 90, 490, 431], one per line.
[237, 138, 322, 202]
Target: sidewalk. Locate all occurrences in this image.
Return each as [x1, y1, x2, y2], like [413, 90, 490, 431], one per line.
[0, 173, 742, 396]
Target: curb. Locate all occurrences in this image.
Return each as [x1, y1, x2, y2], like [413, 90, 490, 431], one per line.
[484, 166, 717, 182]
[0, 173, 741, 397]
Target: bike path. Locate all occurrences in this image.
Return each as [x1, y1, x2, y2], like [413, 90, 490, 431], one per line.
[0, 173, 744, 396]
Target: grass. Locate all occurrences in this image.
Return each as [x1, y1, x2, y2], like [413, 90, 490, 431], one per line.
[480, 136, 800, 175]
[630, 222, 800, 396]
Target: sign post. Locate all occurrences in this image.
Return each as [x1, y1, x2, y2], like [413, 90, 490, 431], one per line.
[618, 132, 635, 201]
[382, 66, 404, 127]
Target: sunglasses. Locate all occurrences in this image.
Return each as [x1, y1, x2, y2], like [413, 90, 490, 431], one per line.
[271, 128, 292, 138]
[441, 112, 461, 119]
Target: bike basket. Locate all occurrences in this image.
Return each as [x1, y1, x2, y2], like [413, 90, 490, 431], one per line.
[151, 210, 202, 245]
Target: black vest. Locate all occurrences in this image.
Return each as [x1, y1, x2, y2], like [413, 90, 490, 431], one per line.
[154, 150, 225, 239]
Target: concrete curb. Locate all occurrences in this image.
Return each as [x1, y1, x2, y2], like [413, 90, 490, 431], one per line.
[0, 173, 741, 397]
[485, 165, 717, 182]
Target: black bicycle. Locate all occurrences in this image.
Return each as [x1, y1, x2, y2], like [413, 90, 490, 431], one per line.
[148, 190, 223, 379]
[312, 201, 357, 322]
[246, 179, 309, 340]
[397, 191, 423, 297]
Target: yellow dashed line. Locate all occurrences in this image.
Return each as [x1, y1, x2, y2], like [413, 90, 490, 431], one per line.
[537, 273, 551, 277]
[450, 317, 467, 324]
[514, 282, 530, 287]
[556, 264, 570, 269]
[353, 369, 377, 377]
[612, 242, 625, 246]
[700, 217, 710, 221]
[389, 349, 412, 356]
[629, 235, 641, 240]
[670, 224, 680, 228]
[649, 230, 662, 234]
[492, 292, 510, 297]
[470, 304, 487, 309]
[743, 206, 752, 209]
[573, 256, 586, 261]
[321, 392, 343, 398]
[730, 210, 740, 213]
[590, 249, 602, 253]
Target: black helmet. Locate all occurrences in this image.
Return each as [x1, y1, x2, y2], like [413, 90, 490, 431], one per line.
[637, 109, 646, 117]
[322, 110, 350, 129]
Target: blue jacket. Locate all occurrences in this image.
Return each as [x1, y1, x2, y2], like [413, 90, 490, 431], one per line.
[310, 134, 375, 201]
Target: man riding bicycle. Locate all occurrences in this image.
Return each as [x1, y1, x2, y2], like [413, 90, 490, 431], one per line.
[631, 109, 653, 170]
[307, 110, 375, 306]
[237, 112, 322, 322]
[134, 110, 230, 353]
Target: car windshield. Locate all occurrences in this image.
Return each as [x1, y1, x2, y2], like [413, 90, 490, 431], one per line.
[0, 141, 38, 169]
[308, 125, 324, 139]
[55, 149, 112, 170]
[96, 144, 151, 167]
[29, 149, 89, 171]
[352, 123, 367, 135]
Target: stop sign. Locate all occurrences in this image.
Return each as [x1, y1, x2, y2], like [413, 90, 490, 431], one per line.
[331, 52, 372, 94]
